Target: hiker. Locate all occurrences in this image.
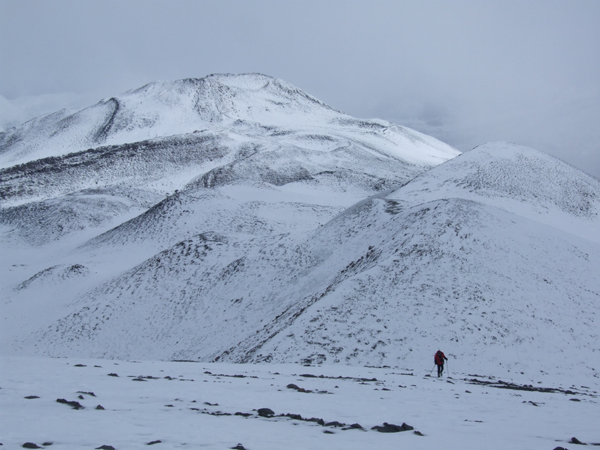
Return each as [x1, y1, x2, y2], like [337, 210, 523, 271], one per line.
[434, 350, 448, 377]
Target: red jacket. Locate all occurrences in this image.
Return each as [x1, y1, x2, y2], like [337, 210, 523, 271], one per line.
[434, 351, 447, 365]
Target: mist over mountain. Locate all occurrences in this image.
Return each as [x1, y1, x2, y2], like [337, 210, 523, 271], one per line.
[1, 74, 598, 384]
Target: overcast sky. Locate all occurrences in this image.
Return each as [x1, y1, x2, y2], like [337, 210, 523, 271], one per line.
[1, 0, 599, 178]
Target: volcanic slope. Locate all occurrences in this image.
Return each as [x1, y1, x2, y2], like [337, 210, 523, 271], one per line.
[9, 142, 599, 385]
[0, 73, 457, 251]
[1, 73, 459, 354]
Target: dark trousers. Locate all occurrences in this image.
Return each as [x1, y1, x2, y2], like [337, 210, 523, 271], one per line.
[437, 363, 444, 377]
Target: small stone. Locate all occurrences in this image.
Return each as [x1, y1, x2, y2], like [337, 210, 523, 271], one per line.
[95, 446, 116, 450]
[257, 408, 275, 417]
[323, 430, 335, 434]
[371, 422, 414, 433]
[231, 444, 246, 450]
[77, 391, 96, 397]
[146, 441, 162, 445]
[107, 373, 119, 377]
[571, 437, 586, 445]
[96, 405, 105, 410]
[413, 431, 424, 436]
[56, 398, 84, 409]
[24, 396, 40, 399]
[42, 443, 53, 447]
[22, 444, 41, 449]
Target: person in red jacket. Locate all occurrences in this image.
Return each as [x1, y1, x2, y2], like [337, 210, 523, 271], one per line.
[434, 350, 448, 377]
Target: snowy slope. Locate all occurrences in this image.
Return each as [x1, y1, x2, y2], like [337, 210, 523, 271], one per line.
[0, 73, 455, 169]
[1, 74, 597, 390]
[0, 74, 457, 252]
[4, 142, 598, 385]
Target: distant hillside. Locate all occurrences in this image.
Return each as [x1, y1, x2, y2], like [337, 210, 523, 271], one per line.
[1, 75, 598, 383]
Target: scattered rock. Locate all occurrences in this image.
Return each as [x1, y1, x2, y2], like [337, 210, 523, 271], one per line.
[323, 430, 335, 434]
[235, 412, 252, 417]
[571, 437, 586, 445]
[371, 422, 414, 433]
[22, 444, 41, 449]
[257, 408, 275, 417]
[570, 398, 581, 402]
[78, 395, 84, 400]
[553, 447, 569, 450]
[132, 378, 147, 382]
[77, 391, 96, 397]
[95, 446, 116, 450]
[42, 443, 53, 447]
[56, 398, 84, 409]
[107, 373, 119, 377]
[146, 441, 162, 445]
[343, 423, 364, 430]
[307, 417, 325, 426]
[325, 421, 345, 427]
[24, 396, 40, 399]
[73, 364, 86, 367]
[231, 444, 246, 450]
[204, 402, 218, 406]
[413, 431, 424, 436]
[96, 405, 105, 410]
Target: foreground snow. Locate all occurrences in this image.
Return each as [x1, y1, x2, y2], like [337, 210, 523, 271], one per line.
[1, 356, 598, 449]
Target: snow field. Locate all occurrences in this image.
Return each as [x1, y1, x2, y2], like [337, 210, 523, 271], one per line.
[1, 356, 598, 450]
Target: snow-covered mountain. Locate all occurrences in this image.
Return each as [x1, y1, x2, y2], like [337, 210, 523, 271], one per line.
[1, 74, 598, 385]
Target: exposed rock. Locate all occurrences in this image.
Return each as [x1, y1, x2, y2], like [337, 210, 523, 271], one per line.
[343, 423, 364, 430]
[95, 446, 116, 450]
[231, 444, 246, 450]
[22, 444, 41, 449]
[571, 437, 587, 445]
[96, 405, 105, 410]
[77, 391, 96, 397]
[24, 396, 40, 399]
[257, 408, 275, 417]
[371, 422, 414, 433]
[56, 398, 84, 409]
[146, 441, 162, 445]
